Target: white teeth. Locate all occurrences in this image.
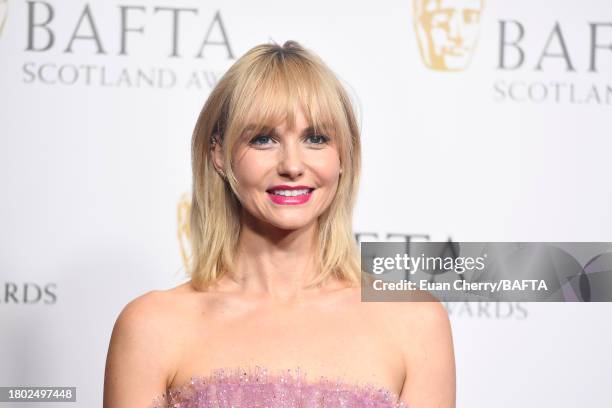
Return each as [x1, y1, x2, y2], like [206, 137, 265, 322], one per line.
[271, 189, 311, 196]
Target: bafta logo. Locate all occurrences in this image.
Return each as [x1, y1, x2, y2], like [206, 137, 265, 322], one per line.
[177, 192, 192, 271]
[413, 0, 485, 71]
[0, 0, 8, 37]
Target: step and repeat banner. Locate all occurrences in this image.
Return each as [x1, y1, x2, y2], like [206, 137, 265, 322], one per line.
[1, 0, 611, 407]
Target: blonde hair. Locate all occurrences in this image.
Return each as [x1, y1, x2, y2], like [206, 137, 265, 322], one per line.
[188, 40, 362, 291]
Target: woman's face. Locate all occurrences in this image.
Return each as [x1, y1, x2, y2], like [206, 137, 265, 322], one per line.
[214, 107, 342, 231]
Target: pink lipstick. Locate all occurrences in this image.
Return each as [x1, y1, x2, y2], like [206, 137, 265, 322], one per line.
[266, 185, 315, 205]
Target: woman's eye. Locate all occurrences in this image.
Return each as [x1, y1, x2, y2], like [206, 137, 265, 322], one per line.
[307, 134, 330, 145]
[248, 134, 274, 145]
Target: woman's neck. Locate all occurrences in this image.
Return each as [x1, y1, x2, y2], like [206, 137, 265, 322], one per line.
[228, 213, 323, 301]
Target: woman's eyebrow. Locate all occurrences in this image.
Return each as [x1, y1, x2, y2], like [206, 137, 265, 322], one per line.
[241, 124, 327, 136]
[258, 125, 316, 135]
[241, 124, 273, 135]
[301, 126, 316, 135]
[300, 125, 334, 135]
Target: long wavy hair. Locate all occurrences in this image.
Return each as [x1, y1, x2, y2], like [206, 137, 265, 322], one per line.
[187, 40, 362, 291]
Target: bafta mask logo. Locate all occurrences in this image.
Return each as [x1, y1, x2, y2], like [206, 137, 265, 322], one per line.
[177, 192, 192, 271]
[0, 0, 8, 37]
[413, 0, 485, 71]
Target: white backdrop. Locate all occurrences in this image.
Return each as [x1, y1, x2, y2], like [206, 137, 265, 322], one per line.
[1, 0, 611, 407]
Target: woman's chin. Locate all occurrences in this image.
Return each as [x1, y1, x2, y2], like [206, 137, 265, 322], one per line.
[266, 215, 317, 232]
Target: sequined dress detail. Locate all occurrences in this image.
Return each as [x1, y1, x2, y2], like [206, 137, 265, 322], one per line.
[149, 365, 409, 408]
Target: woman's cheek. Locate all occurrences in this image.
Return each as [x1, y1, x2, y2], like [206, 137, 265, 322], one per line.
[311, 155, 341, 181]
[234, 154, 267, 186]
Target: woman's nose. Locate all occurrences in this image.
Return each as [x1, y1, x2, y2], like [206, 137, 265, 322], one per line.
[277, 141, 304, 179]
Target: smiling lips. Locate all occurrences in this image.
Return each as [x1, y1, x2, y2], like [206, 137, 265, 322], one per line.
[266, 185, 315, 205]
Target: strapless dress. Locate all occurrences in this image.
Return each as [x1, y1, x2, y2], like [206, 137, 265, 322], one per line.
[149, 365, 409, 408]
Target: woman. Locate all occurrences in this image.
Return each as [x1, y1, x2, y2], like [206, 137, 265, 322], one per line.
[103, 40, 455, 408]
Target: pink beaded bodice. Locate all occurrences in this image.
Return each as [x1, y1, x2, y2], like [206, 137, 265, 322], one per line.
[149, 365, 409, 408]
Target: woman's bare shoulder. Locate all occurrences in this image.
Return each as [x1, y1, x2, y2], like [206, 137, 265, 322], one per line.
[109, 283, 193, 360]
[380, 290, 451, 343]
[118, 281, 192, 321]
[104, 284, 194, 407]
[383, 291, 455, 407]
